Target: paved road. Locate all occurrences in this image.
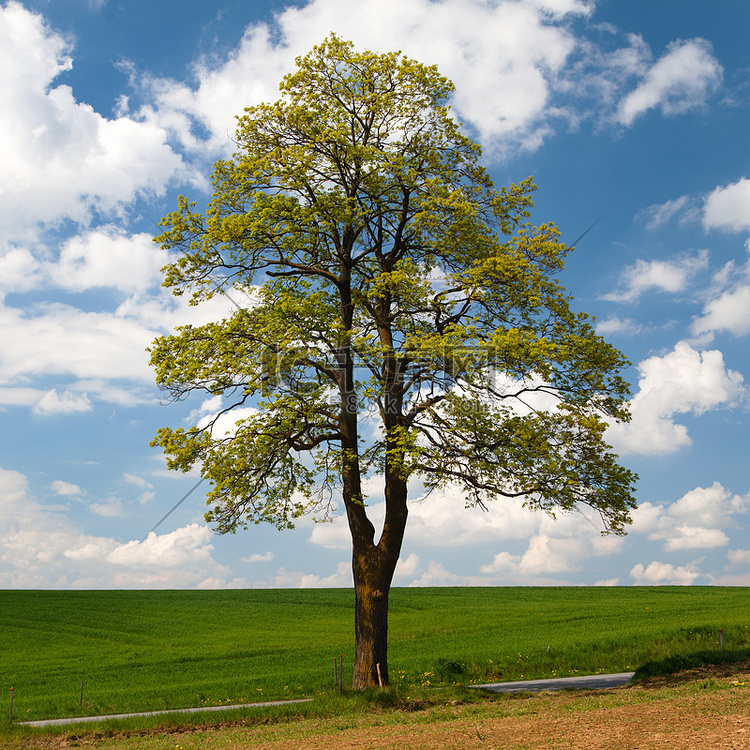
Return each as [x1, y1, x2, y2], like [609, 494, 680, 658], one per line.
[16, 698, 314, 728]
[473, 672, 635, 693]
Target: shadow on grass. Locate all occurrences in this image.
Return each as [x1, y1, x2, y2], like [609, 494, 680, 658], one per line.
[634, 649, 750, 683]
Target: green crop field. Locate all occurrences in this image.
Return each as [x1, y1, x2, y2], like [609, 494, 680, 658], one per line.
[2, 587, 749, 724]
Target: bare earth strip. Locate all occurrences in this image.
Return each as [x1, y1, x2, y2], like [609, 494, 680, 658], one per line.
[273, 702, 750, 750]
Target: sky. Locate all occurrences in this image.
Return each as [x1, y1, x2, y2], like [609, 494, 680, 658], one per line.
[1, 0, 749, 590]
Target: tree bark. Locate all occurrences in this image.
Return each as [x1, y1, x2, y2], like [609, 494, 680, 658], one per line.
[349, 467, 408, 689]
[351, 544, 393, 688]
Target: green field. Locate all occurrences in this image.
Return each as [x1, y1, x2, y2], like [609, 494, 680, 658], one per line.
[2, 587, 749, 723]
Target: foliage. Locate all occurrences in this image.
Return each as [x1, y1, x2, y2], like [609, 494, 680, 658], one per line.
[149, 34, 635, 535]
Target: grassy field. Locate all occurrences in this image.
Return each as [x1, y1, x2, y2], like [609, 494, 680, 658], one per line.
[1, 587, 749, 725]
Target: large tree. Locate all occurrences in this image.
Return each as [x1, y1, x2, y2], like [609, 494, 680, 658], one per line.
[150, 35, 637, 689]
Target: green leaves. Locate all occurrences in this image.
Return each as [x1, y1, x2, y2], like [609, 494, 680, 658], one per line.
[150, 34, 636, 538]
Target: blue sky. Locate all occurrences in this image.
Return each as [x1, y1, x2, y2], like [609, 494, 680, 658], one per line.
[1, 0, 749, 589]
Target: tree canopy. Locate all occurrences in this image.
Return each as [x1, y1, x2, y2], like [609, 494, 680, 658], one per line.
[150, 35, 637, 688]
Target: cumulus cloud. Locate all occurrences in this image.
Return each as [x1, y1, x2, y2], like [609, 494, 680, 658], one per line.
[394, 552, 420, 580]
[138, 0, 597, 157]
[694, 286, 750, 339]
[631, 482, 747, 553]
[0, 465, 231, 588]
[480, 520, 624, 579]
[50, 480, 83, 496]
[407, 560, 468, 587]
[616, 38, 722, 126]
[310, 484, 544, 551]
[32, 388, 93, 415]
[602, 250, 709, 303]
[692, 242, 750, 339]
[726, 549, 750, 567]
[703, 179, 750, 233]
[606, 341, 747, 455]
[0, 2, 184, 241]
[51, 228, 166, 294]
[257, 561, 352, 588]
[311, 478, 626, 584]
[630, 560, 703, 585]
[243, 551, 275, 563]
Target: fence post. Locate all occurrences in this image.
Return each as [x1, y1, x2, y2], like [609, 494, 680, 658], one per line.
[720, 629, 724, 651]
[339, 654, 343, 695]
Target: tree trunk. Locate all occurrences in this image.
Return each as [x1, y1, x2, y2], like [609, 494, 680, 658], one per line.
[351, 542, 398, 688]
[349, 470, 408, 689]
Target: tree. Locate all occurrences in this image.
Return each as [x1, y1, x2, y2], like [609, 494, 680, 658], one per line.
[149, 35, 637, 689]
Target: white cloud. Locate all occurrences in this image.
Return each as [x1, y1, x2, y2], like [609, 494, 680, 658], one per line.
[123, 473, 155, 504]
[33, 388, 93, 415]
[104, 524, 214, 567]
[630, 482, 746, 553]
[595, 317, 643, 336]
[0, 465, 230, 588]
[0, 269, 241, 410]
[616, 38, 722, 126]
[309, 485, 543, 551]
[480, 524, 623, 579]
[89, 496, 126, 517]
[243, 551, 275, 563]
[50, 480, 83, 496]
[603, 250, 708, 303]
[140, 0, 596, 157]
[704, 179, 750, 233]
[0, 247, 43, 295]
[258, 561, 352, 588]
[637, 195, 691, 231]
[693, 286, 750, 338]
[668, 482, 747, 527]
[309, 478, 628, 584]
[0, 2, 185, 241]
[630, 560, 702, 585]
[0, 302, 156, 385]
[692, 242, 750, 338]
[663, 526, 728, 551]
[727, 549, 750, 567]
[606, 341, 747, 455]
[123, 473, 151, 489]
[408, 560, 467, 587]
[51, 228, 165, 293]
[394, 552, 420, 580]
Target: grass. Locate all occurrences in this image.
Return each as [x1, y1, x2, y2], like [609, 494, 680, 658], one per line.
[5, 665, 750, 750]
[1, 586, 749, 727]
